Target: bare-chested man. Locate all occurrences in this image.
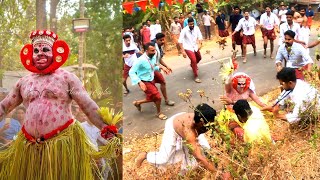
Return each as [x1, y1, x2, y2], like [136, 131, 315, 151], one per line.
[135, 103, 217, 173]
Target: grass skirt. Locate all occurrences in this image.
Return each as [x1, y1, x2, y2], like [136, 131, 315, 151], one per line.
[0, 121, 120, 180]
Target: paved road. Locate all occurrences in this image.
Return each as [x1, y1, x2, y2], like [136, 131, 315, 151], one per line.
[123, 29, 319, 138]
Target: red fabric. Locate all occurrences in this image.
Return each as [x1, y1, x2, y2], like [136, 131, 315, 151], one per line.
[136, 0, 148, 12]
[242, 34, 255, 45]
[22, 119, 74, 143]
[262, 28, 276, 40]
[295, 66, 308, 80]
[123, 2, 134, 14]
[154, 71, 165, 84]
[151, 0, 160, 7]
[307, 17, 312, 28]
[143, 81, 161, 101]
[140, 28, 151, 45]
[185, 50, 202, 78]
[232, 31, 242, 45]
[218, 30, 229, 37]
[101, 125, 118, 140]
[123, 64, 131, 79]
[190, 0, 195, 4]
[166, 0, 173, 5]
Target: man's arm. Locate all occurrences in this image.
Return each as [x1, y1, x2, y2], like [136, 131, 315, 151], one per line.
[178, 29, 187, 58]
[275, 48, 284, 71]
[67, 73, 106, 130]
[307, 40, 320, 48]
[249, 91, 267, 107]
[228, 121, 244, 142]
[185, 131, 215, 172]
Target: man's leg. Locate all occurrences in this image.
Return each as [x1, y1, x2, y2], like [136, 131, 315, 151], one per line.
[263, 36, 268, 58]
[135, 152, 147, 167]
[123, 78, 129, 94]
[270, 39, 274, 59]
[123, 65, 130, 94]
[154, 71, 174, 106]
[242, 43, 247, 63]
[185, 50, 200, 82]
[208, 26, 211, 40]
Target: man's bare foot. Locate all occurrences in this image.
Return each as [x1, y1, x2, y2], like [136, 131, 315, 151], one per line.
[135, 152, 147, 167]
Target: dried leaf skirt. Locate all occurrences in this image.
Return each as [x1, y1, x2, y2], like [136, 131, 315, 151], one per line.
[0, 121, 118, 180]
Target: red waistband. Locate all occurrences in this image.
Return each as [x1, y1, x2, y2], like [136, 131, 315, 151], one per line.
[21, 119, 75, 143]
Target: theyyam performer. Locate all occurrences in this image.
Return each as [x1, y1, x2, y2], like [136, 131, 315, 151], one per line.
[0, 30, 120, 179]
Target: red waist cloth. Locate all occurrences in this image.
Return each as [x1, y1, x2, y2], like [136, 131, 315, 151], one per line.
[22, 119, 75, 143]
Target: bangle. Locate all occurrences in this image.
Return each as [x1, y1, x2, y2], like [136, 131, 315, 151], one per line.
[101, 125, 118, 140]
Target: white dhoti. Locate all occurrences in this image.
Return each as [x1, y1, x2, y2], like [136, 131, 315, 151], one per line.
[146, 112, 210, 171]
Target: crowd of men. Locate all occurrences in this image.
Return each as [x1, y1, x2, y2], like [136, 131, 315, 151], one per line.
[124, 2, 320, 179]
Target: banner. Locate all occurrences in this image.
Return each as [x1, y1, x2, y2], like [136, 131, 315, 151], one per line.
[136, 0, 148, 12]
[151, 0, 161, 7]
[166, 0, 173, 5]
[123, 2, 135, 14]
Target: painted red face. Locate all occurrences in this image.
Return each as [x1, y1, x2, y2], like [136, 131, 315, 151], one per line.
[32, 43, 53, 70]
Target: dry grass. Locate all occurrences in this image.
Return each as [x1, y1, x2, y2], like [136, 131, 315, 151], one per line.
[123, 85, 320, 179]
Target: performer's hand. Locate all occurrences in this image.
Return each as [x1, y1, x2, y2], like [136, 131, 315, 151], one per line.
[276, 65, 283, 72]
[182, 52, 187, 58]
[260, 105, 273, 112]
[219, 95, 233, 105]
[138, 81, 147, 91]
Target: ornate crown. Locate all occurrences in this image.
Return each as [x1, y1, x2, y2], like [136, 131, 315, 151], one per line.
[29, 30, 58, 46]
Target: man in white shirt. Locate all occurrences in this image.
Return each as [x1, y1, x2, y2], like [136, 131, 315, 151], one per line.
[122, 34, 142, 94]
[260, 5, 280, 59]
[278, 3, 288, 24]
[150, 19, 162, 41]
[296, 16, 310, 54]
[231, 11, 258, 63]
[275, 30, 313, 79]
[202, 10, 213, 40]
[278, 11, 300, 47]
[170, 17, 182, 55]
[262, 68, 320, 124]
[179, 17, 203, 83]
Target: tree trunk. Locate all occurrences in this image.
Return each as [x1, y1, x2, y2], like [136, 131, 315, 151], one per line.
[36, 0, 47, 30]
[50, 0, 60, 33]
[0, 54, 3, 87]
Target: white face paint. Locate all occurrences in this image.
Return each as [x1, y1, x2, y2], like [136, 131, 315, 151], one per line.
[32, 43, 53, 70]
[237, 78, 246, 93]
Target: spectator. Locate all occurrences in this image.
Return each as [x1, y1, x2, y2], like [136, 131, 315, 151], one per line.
[278, 2, 288, 24]
[170, 16, 182, 55]
[183, 12, 197, 27]
[140, 22, 151, 50]
[150, 19, 162, 41]
[306, 5, 314, 29]
[202, 10, 214, 40]
[196, 2, 204, 25]
[0, 106, 25, 144]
